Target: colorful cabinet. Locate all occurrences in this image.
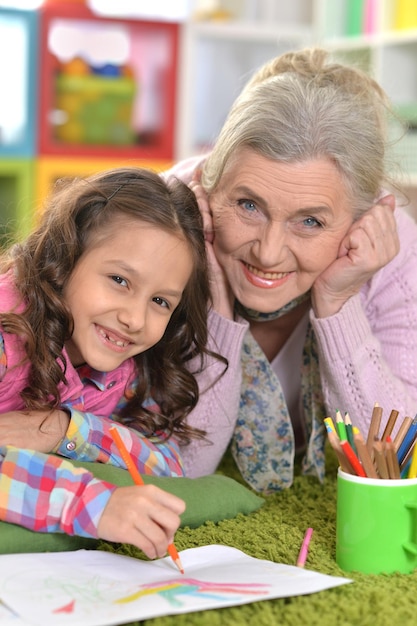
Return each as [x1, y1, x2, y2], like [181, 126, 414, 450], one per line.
[37, 2, 179, 160]
[0, 159, 34, 244]
[0, 3, 179, 242]
[35, 156, 172, 209]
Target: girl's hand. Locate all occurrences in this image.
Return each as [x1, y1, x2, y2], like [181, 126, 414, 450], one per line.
[97, 485, 185, 559]
[189, 174, 235, 319]
[312, 196, 399, 318]
[0, 409, 69, 452]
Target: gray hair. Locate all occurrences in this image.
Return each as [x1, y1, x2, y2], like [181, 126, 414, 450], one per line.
[202, 48, 398, 216]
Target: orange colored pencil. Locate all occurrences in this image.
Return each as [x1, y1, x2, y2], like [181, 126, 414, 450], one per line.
[109, 425, 184, 574]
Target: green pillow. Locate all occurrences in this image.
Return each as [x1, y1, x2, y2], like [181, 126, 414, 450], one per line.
[0, 460, 264, 554]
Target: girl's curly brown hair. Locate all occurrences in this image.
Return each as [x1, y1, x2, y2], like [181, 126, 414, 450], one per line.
[0, 167, 226, 444]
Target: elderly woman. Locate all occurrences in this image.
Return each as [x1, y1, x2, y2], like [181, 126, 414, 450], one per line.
[5, 49, 417, 495]
[164, 47, 417, 492]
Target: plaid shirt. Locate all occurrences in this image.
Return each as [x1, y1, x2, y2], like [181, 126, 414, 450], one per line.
[0, 333, 184, 537]
[0, 446, 116, 537]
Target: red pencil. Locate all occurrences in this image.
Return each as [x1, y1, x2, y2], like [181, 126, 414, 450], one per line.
[340, 440, 367, 477]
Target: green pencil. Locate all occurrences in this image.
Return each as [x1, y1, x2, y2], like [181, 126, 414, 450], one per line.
[344, 412, 356, 454]
[335, 409, 347, 441]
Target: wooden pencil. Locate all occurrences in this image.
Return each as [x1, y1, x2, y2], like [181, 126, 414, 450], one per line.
[366, 403, 383, 454]
[352, 427, 378, 478]
[397, 415, 417, 465]
[109, 426, 184, 574]
[385, 437, 401, 479]
[393, 416, 413, 453]
[326, 430, 355, 474]
[373, 441, 389, 479]
[381, 409, 399, 441]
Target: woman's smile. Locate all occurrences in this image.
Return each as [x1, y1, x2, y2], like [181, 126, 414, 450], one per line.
[241, 261, 292, 289]
[210, 150, 354, 312]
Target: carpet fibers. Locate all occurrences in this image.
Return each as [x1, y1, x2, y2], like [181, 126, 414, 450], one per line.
[101, 445, 417, 626]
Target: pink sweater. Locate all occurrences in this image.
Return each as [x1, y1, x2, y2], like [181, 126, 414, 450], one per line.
[180, 207, 417, 478]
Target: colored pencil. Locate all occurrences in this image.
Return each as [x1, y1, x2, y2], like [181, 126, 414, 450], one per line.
[373, 441, 389, 479]
[344, 412, 356, 453]
[324, 417, 336, 434]
[408, 436, 417, 479]
[401, 440, 416, 472]
[326, 430, 355, 474]
[109, 425, 184, 574]
[393, 416, 413, 453]
[296, 527, 313, 567]
[335, 409, 347, 441]
[366, 403, 383, 454]
[352, 427, 378, 478]
[385, 437, 401, 479]
[397, 415, 417, 465]
[340, 440, 366, 477]
[381, 409, 399, 441]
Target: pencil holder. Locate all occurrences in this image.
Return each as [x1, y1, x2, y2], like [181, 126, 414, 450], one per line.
[336, 469, 417, 574]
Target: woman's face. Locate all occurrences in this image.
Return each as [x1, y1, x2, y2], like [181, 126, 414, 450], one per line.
[210, 149, 355, 312]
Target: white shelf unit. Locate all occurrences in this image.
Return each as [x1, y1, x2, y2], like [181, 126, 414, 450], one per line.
[175, 0, 317, 159]
[175, 0, 417, 217]
[315, 0, 417, 217]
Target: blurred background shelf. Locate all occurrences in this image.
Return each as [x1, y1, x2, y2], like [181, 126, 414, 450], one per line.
[1, 0, 416, 241]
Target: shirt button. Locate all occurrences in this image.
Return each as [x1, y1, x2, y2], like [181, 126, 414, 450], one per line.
[107, 381, 116, 389]
[66, 441, 76, 451]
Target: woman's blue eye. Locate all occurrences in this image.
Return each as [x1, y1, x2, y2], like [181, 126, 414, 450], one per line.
[238, 199, 257, 212]
[111, 275, 127, 286]
[303, 217, 321, 228]
[153, 297, 170, 309]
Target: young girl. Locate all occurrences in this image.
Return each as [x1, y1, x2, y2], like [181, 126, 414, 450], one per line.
[0, 166, 216, 559]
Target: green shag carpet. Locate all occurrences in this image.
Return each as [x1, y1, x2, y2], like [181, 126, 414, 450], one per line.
[99, 445, 417, 626]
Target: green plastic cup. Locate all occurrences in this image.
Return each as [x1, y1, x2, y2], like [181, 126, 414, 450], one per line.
[336, 469, 417, 574]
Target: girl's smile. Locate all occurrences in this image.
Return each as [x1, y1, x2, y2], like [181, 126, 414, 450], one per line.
[63, 218, 193, 371]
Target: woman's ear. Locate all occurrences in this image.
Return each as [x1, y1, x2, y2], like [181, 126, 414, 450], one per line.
[377, 193, 396, 211]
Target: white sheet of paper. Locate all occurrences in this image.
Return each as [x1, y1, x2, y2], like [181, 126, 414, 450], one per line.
[0, 545, 351, 626]
[0, 601, 31, 625]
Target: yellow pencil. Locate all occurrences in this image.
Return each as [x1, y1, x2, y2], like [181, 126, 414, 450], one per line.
[408, 439, 417, 479]
[324, 417, 336, 434]
[109, 425, 184, 574]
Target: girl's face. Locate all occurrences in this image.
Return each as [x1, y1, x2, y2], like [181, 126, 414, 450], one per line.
[210, 149, 355, 312]
[63, 218, 193, 371]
